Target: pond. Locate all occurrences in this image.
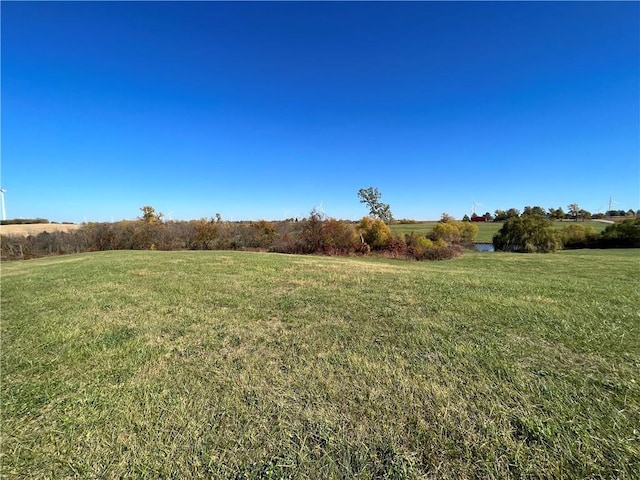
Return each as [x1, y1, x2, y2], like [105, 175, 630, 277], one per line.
[474, 243, 495, 252]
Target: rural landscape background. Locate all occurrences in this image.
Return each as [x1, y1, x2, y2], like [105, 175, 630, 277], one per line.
[2, 1, 639, 478]
[2, 203, 639, 478]
[1, 200, 639, 261]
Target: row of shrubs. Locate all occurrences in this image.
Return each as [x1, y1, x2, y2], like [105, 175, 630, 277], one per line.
[493, 216, 640, 253]
[1, 212, 476, 261]
[0, 218, 51, 225]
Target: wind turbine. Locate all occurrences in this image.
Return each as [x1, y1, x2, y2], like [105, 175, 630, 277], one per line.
[472, 201, 483, 216]
[0, 188, 6, 222]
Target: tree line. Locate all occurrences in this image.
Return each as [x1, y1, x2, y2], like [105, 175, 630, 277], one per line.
[464, 205, 639, 223]
[1, 205, 475, 261]
[2, 187, 639, 260]
[493, 213, 640, 253]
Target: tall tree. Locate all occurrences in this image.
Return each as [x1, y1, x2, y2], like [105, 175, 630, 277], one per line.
[357, 187, 393, 224]
[549, 207, 565, 221]
[568, 203, 580, 222]
[139, 206, 163, 224]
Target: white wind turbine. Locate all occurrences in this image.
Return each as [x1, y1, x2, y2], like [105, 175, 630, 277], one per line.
[472, 201, 483, 216]
[0, 188, 6, 221]
[314, 200, 325, 218]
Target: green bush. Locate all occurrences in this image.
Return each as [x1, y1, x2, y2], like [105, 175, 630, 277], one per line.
[493, 215, 561, 253]
[561, 224, 598, 249]
[599, 218, 640, 248]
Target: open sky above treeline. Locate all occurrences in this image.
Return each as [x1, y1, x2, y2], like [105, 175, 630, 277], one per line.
[2, 1, 639, 223]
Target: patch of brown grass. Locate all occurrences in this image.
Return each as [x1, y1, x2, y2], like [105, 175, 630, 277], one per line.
[0, 223, 82, 236]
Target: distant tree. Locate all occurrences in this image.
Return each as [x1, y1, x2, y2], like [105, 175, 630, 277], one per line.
[523, 206, 546, 217]
[494, 210, 508, 222]
[579, 209, 592, 221]
[506, 208, 521, 219]
[568, 203, 580, 222]
[251, 220, 277, 248]
[549, 207, 565, 221]
[194, 218, 218, 249]
[440, 213, 454, 223]
[462, 214, 471, 222]
[606, 209, 625, 217]
[493, 215, 560, 253]
[300, 208, 325, 253]
[139, 206, 163, 224]
[493, 208, 519, 221]
[483, 212, 493, 222]
[358, 187, 393, 224]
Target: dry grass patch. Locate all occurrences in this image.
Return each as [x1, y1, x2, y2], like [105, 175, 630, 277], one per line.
[0, 223, 82, 236]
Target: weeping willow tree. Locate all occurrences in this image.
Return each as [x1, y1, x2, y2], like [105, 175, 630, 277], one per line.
[493, 214, 561, 253]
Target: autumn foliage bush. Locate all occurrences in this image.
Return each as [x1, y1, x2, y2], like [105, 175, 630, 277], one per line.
[403, 232, 459, 261]
[431, 217, 478, 244]
[357, 216, 392, 250]
[561, 224, 598, 249]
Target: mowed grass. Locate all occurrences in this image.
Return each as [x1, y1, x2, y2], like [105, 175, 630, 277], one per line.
[390, 221, 609, 243]
[2, 250, 639, 478]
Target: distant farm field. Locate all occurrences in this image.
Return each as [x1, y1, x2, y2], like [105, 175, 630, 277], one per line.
[2, 250, 639, 478]
[0, 223, 81, 236]
[391, 220, 609, 243]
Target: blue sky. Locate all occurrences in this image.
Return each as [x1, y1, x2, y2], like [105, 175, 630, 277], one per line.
[2, 1, 638, 222]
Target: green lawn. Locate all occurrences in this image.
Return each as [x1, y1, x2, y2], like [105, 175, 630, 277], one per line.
[2, 250, 639, 478]
[391, 220, 609, 243]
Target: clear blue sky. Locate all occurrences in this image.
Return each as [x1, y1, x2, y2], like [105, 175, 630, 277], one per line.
[2, 1, 639, 222]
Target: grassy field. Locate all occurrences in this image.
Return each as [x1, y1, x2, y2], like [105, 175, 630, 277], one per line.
[2, 250, 639, 478]
[390, 221, 610, 243]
